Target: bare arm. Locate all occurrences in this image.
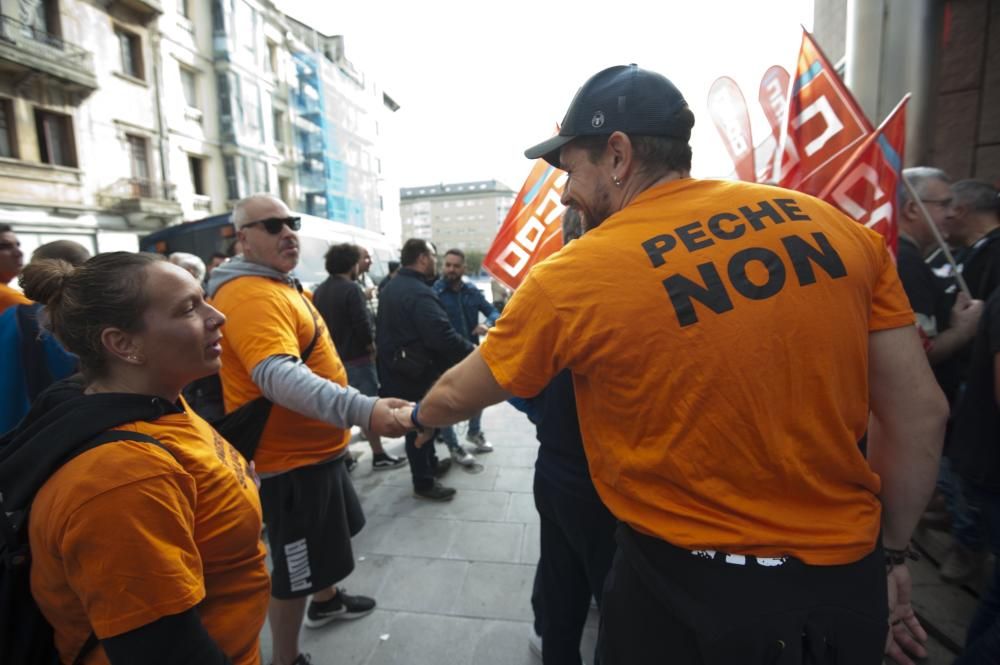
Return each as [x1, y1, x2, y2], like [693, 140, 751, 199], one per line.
[416, 349, 512, 427]
[926, 292, 983, 365]
[867, 325, 948, 549]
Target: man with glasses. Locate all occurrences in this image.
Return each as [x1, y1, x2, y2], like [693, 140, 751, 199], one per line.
[947, 179, 1000, 300]
[208, 194, 412, 665]
[0, 223, 29, 312]
[898, 167, 987, 588]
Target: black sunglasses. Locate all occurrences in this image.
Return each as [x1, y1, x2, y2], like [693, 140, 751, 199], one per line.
[242, 216, 301, 234]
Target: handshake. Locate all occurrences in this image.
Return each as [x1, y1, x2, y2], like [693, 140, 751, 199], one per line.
[368, 398, 436, 447]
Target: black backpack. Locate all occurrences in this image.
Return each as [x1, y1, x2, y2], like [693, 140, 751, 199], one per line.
[0, 380, 179, 665]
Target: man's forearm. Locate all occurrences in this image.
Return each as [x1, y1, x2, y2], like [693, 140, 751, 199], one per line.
[252, 355, 376, 429]
[926, 326, 973, 365]
[420, 349, 511, 427]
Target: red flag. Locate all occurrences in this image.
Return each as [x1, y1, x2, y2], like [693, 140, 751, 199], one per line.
[818, 95, 909, 253]
[483, 160, 566, 290]
[775, 30, 873, 194]
[707, 77, 755, 182]
[757, 65, 790, 182]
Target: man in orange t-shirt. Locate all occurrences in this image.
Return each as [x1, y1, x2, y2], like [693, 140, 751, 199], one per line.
[413, 65, 948, 664]
[207, 194, 411, 665]
[0, 224, 30, 311]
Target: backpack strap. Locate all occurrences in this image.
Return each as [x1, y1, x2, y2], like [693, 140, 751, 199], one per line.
[65, 430, 175, 665]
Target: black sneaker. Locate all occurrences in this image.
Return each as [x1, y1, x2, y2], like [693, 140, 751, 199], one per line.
[372, 452, 407, 471]
[432, 458, 453, 478]
[304, 589, 376, 628]
[414, 481, 457, 501]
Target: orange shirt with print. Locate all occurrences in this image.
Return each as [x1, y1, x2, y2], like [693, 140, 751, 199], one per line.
[30, 400, 270, 665]
[212, 275, 350, 473]
[480, 178, 915, 566]
[0, 283, 31, 311]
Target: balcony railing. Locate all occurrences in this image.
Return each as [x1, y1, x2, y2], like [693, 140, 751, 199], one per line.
[0, 14, 96, 93]
[103, 177, 177, 202]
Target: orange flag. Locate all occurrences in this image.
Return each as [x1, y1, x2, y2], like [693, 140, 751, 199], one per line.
[774, 30, 873, 194]
[818, 95, 909, 254]
[483, 160, 566, 290]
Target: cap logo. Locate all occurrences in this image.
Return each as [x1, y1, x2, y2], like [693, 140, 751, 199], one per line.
[591, 111, 605, 128]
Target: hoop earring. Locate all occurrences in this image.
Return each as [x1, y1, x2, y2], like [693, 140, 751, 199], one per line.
[612, 176, 622, 187]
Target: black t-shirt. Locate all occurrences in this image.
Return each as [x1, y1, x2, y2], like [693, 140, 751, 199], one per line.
[896, 237, 962, 403]
[952, 290, 1000, 490]
[959, 227, 1000, 300]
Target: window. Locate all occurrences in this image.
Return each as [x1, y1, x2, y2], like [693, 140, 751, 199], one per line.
[35, 110, 76, 167]
[0, 100, 15, 159]
[272, 109, 285, 145]
[244, 82, 262, 142]
[188, 155, 205, 195]
[278, 175, 290, 203]
[116, 28, 144, 80]
[224, 156, 238, 200]
[266, 41, 278, 75]
[180, 66, 198, 109]
[179, 0, 191, 18]
[126, 134, 149, 182]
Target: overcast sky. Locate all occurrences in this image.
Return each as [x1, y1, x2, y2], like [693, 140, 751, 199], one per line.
[285, 1, 815, 192]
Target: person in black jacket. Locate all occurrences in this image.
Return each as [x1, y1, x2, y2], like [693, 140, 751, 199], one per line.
[376, 239, 474, 501]
[313, 243, 406, 471]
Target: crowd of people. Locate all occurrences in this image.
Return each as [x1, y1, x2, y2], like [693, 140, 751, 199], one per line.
[0, 62, 999, 665]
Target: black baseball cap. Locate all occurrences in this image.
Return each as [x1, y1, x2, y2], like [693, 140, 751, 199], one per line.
[524, 64, 693, 168]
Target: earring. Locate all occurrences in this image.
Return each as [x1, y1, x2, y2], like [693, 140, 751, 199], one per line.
[612, 176, 622, 187]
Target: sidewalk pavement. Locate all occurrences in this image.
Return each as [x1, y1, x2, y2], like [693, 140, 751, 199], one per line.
[260, 401, 597, 665]
[259, 401, 978, 665]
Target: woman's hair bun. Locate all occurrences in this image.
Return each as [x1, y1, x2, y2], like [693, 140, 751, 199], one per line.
[19, 259, 75, 306]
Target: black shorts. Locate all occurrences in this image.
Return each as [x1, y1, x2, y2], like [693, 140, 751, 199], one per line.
[260, 456, 366, 599]
[599, 524, 888, 665]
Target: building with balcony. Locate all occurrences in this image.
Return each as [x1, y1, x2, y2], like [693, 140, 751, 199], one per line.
[0, 0, 179, 255]
[400, 181, 515, 254]
[0, 0, 403, 258]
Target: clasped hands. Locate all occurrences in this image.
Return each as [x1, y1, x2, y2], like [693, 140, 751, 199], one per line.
[368, 398, 436, 447]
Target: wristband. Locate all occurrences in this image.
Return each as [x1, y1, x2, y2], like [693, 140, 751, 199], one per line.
[411, 402, 425, 430]
[885, 544, 919, 570]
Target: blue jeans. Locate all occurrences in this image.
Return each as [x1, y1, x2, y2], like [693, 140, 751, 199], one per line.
[439, 410, 483, 451]
[939, 456, 984, 551]
[956, 487, 1000, 664]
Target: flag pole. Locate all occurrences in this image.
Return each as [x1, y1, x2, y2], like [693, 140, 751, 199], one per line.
[901, 176, 972, 298]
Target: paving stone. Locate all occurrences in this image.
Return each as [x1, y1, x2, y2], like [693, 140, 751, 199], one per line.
[521, 522, 541, 565]
[494, 467, 535, 493]
[472, 619, 546, 665]
[489, 445, 540, 468]
[374, 555, 470, 614]
[366, 516, 459, 558]
[298, 608, 393, 665]
[505, 491, 539, 524]
[366, 611, 481, 665]
[452, 561, 537, 622]
[446, 521, 524, 564]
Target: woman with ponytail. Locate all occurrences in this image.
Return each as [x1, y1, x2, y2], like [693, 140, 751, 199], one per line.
[2, 252, 269, 665]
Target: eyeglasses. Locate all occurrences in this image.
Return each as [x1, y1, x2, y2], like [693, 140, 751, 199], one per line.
[921, 198, 953, 208]
[241, 216, 301, 234]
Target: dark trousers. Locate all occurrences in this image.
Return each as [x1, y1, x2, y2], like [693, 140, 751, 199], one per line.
[957, 486, 1000, 663]
[533, 473, 617, 665]
[405, 429, 440, 491]
[598, 525, 888, 665]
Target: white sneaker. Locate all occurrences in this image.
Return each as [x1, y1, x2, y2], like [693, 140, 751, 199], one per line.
[450, 446, 476, 466]
[466, 431, 493, 453]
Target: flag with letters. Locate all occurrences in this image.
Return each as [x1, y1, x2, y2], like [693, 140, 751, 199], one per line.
[817, 95, 909, 253]
[708, 76, 756, 182]
[482, 160, 567, 291]
[774, 30, 873, 195]
[756, 65, 790, 182]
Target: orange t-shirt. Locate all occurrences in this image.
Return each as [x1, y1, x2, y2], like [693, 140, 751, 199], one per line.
[480, 178, 915, 565]
[0, 282, 31, 311]
[212, 275, 351, 473]
[29, 399, 270, 665]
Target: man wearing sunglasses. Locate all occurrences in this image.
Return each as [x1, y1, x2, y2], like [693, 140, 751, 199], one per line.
[207, 194, 413, 665]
